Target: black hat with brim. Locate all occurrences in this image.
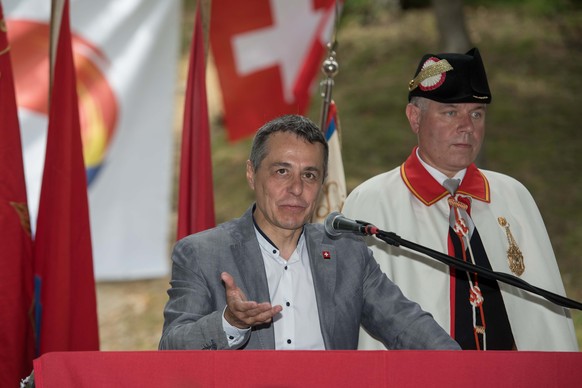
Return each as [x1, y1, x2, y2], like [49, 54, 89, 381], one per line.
[408, 47, 492, 104]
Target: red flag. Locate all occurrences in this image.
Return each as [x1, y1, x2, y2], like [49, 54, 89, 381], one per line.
[176, 3, 215, 240]
[0, 4, 35, 384]
[210, 0, 336, 141]
[33, 0, 99, 354]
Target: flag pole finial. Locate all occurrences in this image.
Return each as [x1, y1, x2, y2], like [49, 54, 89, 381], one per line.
[321, 43, 339, 78]
[319, 41, 339, 133]
[318, 1, 341, 132]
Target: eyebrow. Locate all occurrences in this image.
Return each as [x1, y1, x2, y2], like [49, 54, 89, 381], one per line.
[270, 161, 291, 169]
[270, 161, 321, 173]
[441, 104, 486, 110]
[304, 166, 322, 174]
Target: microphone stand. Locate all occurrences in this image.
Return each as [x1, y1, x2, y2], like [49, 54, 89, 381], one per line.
[370, 227, 582, 311]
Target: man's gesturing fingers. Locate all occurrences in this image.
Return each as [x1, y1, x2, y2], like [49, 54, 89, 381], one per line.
[221, 272, 282, 329]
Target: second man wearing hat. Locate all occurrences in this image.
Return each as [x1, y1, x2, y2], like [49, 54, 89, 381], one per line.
[342, 48, 578, 351]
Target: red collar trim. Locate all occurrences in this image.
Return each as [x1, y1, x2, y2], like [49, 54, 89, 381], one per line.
[400, 147, 490, 206]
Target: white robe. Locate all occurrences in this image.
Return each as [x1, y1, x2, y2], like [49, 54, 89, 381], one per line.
[343, 151, 578, 351]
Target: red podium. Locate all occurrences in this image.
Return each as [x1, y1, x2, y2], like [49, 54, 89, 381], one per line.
[33, 350, 582, 387]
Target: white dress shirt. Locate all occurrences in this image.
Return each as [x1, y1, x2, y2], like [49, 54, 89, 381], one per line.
[222, 226, 325, 350]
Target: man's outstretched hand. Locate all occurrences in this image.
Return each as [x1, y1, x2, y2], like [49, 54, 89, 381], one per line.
[221, 272, 282, 329]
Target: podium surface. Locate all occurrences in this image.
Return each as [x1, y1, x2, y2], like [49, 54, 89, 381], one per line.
[33, 350, 582, 387]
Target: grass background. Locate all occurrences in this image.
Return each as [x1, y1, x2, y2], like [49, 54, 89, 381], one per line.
[96, 2, 582, 350]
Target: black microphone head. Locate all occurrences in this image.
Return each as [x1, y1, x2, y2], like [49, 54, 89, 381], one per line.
[324, 211, 343, 238]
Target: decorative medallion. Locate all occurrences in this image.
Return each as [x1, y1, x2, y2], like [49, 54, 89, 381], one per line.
[498, 217, 525, 276]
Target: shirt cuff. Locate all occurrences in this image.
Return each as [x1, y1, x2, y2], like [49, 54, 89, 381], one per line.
[222, 306, 251, 348]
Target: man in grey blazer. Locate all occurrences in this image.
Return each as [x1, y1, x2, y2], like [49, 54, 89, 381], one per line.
[159, 114, 459, 351]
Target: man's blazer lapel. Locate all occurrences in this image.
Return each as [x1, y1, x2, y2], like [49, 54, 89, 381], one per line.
[306, 225, 337, 349]
[229, 208, 275, 349]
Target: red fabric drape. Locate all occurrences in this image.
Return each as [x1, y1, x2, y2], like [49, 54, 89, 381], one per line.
[33, 0, 99, 355]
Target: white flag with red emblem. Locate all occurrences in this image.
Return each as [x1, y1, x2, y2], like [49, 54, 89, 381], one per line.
[313, 100, 346, 223]
[210, 0, 337, 141]
[5, 0, 180, 280]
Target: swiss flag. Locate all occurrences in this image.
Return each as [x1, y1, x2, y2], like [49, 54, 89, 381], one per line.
[210, 0, 337, 141]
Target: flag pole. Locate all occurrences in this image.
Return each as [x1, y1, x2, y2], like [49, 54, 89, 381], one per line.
[318, 2, 340, 132]
[319, 44, 338, 132]
[199, 0, 211, 63]
[313, 1, 346, 224]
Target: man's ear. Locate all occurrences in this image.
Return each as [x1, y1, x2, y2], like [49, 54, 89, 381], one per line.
[246, 160, 255, 190]
[406, 103, 421, 135]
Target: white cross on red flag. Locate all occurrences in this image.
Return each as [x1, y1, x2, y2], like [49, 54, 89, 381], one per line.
[210, 0, 337, 141]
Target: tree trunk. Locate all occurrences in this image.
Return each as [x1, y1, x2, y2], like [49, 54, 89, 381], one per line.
[431, 0, 472, 53]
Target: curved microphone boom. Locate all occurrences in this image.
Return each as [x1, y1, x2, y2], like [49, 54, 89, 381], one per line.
[324, 212, 378, 237]
[323, 216, 582, 311]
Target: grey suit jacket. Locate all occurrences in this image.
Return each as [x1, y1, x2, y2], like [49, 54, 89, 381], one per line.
[159, 206, 459, 351]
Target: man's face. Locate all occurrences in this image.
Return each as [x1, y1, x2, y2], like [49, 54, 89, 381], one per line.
[406, 99, 486, 177]
[247, 131, 325, 236]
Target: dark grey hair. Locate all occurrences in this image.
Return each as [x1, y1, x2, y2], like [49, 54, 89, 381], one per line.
[249, 114, 329, 180]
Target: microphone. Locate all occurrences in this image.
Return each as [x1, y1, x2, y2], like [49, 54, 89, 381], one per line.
[324, 212, 378, 237]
